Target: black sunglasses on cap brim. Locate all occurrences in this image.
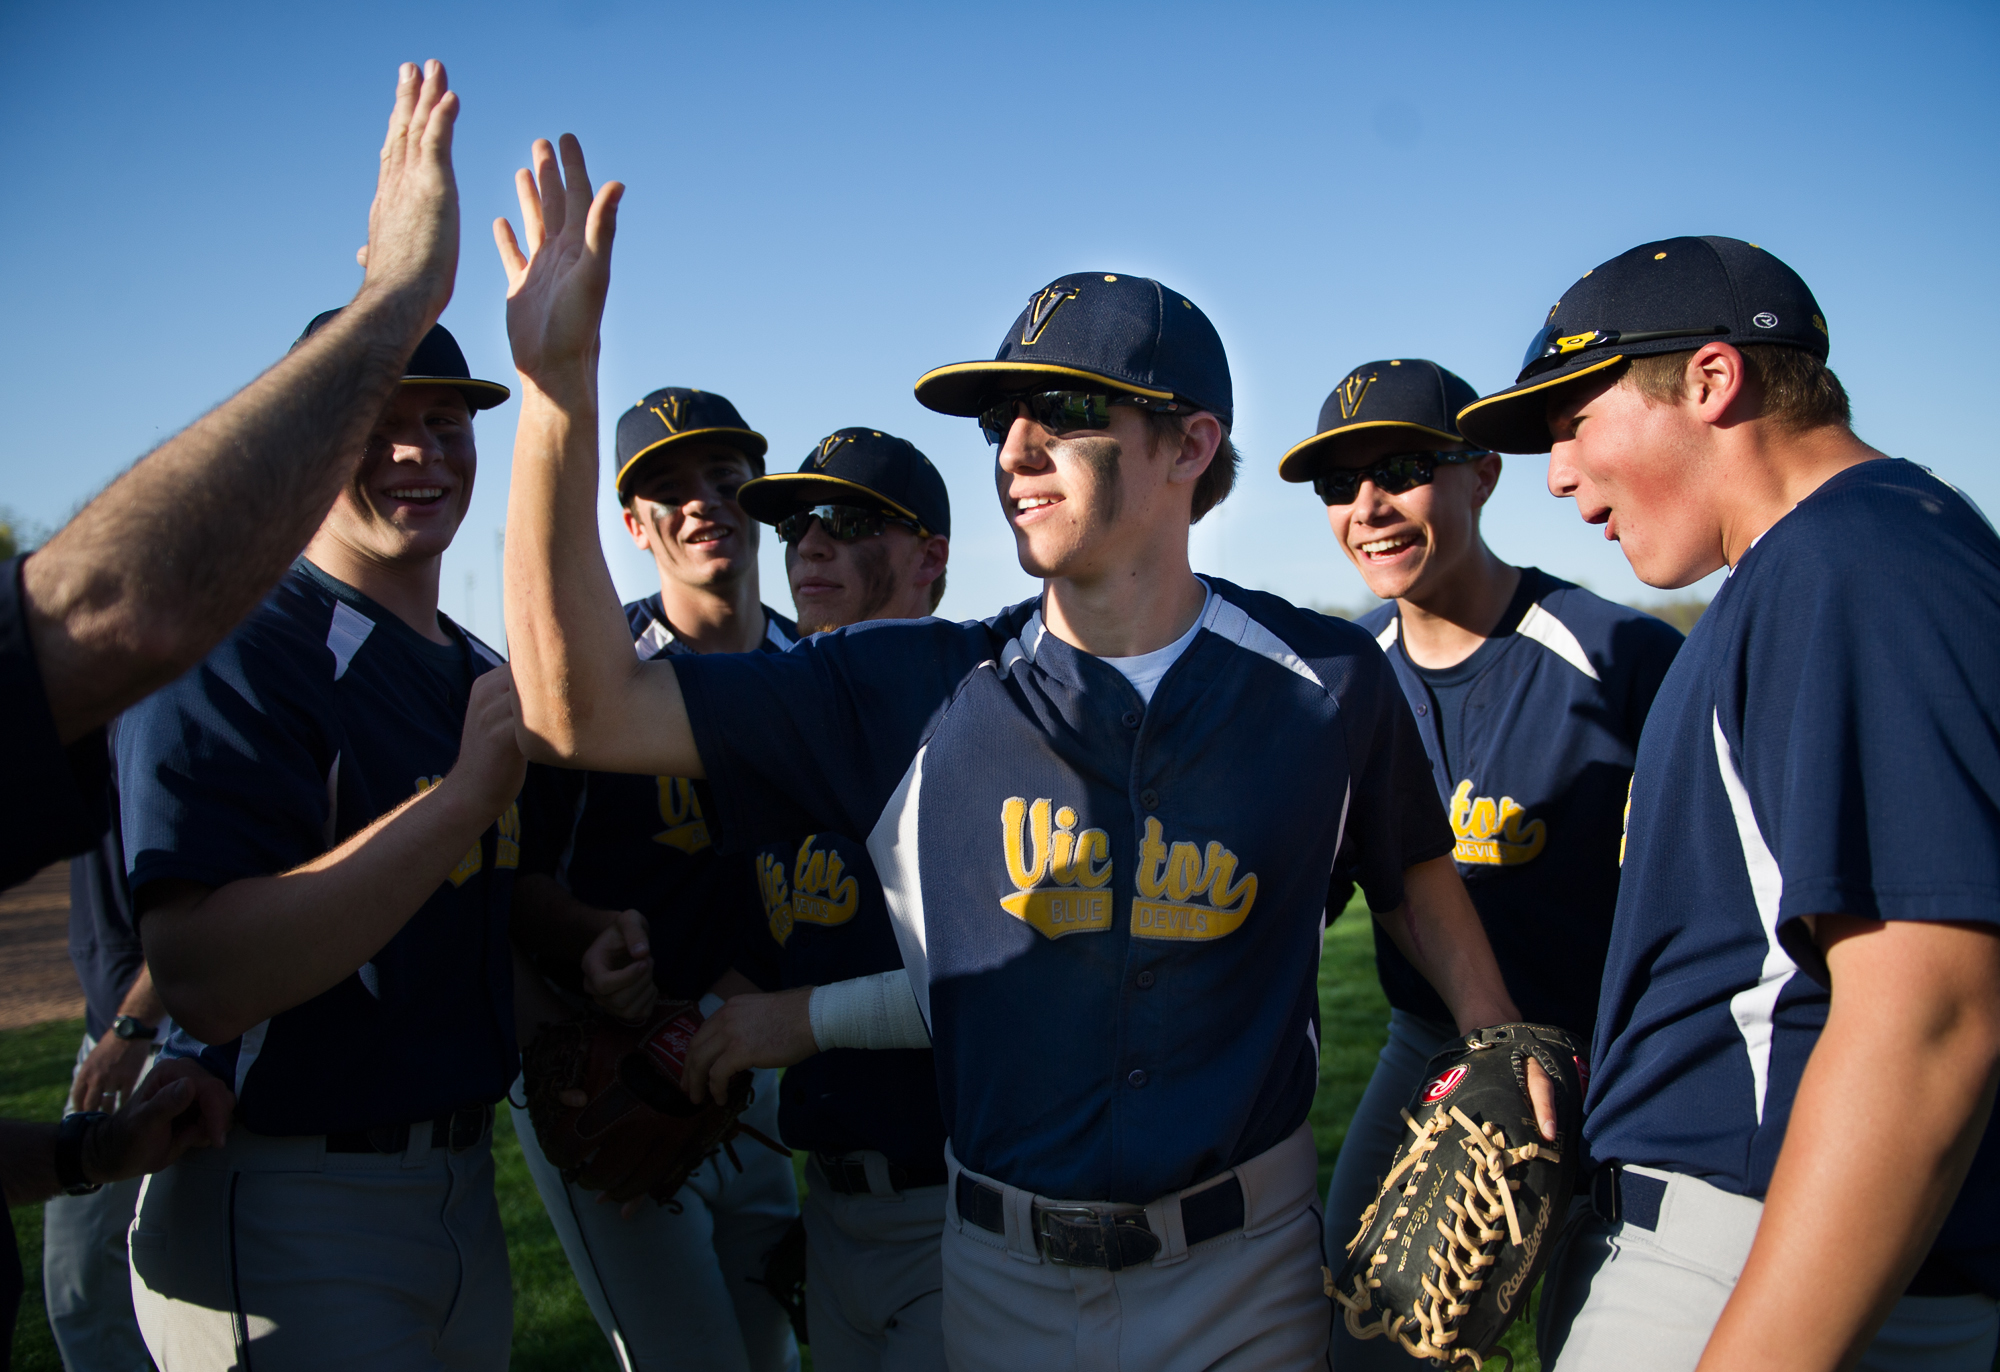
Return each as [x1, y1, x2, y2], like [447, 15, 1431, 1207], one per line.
[1517, 323, 1731, 382]
[775, 504, 928, 545]
[977, 390, 1193, 446]
[1312, 450, 1492, 506]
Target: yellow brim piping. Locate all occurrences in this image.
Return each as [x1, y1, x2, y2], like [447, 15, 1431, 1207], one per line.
[615, 428, 771, 493]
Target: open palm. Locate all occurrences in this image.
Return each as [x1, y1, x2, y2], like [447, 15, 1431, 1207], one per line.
[495, 134, 623, 386]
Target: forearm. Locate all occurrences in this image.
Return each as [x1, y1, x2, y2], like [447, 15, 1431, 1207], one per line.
[142, 771, 504, 1043]
[1373, 854, 1520, 1033]
[0, 1121, 61, 1206]
[116, 965, 168, 1028]
[1697, 922, 2000, 1371]
[809, 970, 930, 1050]
[25, 289, 436, 742]
[510, 872, 619, 971]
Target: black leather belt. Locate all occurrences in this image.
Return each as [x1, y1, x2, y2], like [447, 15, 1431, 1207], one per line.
[955, 1172, 1245, 1271]
[814, 1152, 949, 1194]
[325, 1104, 492, 1156]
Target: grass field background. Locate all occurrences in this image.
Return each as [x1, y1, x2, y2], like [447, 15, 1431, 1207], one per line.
[4, 899, 1544, 1370]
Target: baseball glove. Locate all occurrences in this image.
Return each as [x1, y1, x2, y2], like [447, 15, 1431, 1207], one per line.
[1333, 1023, 1586, 1368]
[522, 1001, 784, 1207]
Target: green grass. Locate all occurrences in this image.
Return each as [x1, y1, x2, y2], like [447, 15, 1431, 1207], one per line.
[7, 907, 1541, 1369]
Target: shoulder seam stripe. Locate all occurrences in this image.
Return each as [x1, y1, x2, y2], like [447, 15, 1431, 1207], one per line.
[1375, 618, 1398, 652]
[634, 619, 674, 660]
[326, 602, 375, 681]
[1201, 595, 1324, 689]
[1516, 602, 1600, 681]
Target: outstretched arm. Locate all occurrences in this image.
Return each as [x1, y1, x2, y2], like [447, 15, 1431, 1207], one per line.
[25, 61, 464, 743]
[1697, 916, 2000, 1372]
[496, 136, 700, 777]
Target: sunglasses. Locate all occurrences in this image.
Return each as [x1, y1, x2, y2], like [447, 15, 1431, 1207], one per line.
[1517, 323, 1731, 382]
[1312, 450, 1490, 506]
[977, 390, 1191, 446]
[775, 504, 927, 545]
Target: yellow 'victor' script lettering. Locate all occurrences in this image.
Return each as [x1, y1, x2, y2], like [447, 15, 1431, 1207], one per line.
[1448, 780, 1546, 865]
[654, 776, 711, 854]
[999, 797, 1113, 938]
[1130, 817, 1257, 940]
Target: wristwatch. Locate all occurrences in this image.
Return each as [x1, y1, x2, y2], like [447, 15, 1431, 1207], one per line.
[111, 1015, 156, 1042]
[55, 1111, 108, 1196]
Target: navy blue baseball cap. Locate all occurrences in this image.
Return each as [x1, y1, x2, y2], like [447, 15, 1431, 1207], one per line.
[614, 387, 768, 496]
[295, 309, 510, 411]
[1458, 236, 1830, 454]
[913, 271, 1233, 427]
[739, 428, 950, 538]
[1277, 359, 1481, 482]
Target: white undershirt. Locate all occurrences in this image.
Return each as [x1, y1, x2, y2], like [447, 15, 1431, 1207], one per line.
[1098, 586, 1210, 705]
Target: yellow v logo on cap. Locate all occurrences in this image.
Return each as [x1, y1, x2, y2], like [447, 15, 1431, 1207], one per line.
[1337, 372, 1377, 420]
[811, 433, 847, 468]
[1020, 286, 1079, 346]
[649, 396, 685, 432]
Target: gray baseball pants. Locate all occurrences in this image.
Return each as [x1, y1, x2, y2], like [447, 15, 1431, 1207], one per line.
[509, 1064, 800, 1372]
[942, 1122, 1331, 1372]
[1538, 1163, 2000, 1371]
[801, 1153, 944, 1372]
[129, 1120, 511, 1371]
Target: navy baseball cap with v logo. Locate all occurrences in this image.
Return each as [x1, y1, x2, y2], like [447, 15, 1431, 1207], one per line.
[614, 387, 769, 496]
[914, 271, 1233, 427]
[294, 309, 510, 412]
[1458, 236, 1830, 453]
[1278, 359, 1481, 482]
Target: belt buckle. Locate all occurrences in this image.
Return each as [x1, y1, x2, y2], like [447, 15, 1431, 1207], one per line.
[1589, 1163, 1622, 1224]
[1034, 1204, 1161, 1272]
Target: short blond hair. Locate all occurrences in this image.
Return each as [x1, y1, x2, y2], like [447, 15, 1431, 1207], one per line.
[1619, 344, 1850, 433]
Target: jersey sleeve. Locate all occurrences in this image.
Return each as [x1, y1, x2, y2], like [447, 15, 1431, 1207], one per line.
[1740, 527, 2000, 935]
[1613, 612, 1685, 746]
[674, 618, 987, 852]
[0, 556, 110, 890]
[1331, 634, 1456, 912]
[515, 763, 582, 880]
[117, 619, 334, 904]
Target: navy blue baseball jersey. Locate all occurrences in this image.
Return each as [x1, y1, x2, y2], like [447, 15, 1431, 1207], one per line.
[1356, 570, 1681, 1037]
[525, 597, 796, 1000]
[675, 579, 1449, 1204]
[1588, 460, 2000, 1293]
[739, 828, 947, 1167]
[119, 560, 528, 1136]
[0, 556, 110, 892]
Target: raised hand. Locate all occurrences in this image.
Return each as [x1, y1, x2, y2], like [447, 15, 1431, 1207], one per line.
[448, 666, 529, 823]
[494, 135, 623, 390]
[359, 61, 461, 325]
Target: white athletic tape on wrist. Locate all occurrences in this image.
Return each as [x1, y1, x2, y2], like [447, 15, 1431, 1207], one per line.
[808, 970, 931, 1051]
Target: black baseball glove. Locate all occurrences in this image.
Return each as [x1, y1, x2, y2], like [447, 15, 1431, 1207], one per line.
[1333, 1023, 1586, 1368]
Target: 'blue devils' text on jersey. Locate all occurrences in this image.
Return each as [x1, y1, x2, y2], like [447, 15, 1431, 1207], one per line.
[740, 829, 947, 1168]
[1589, 460, 2000, 1294]
[527, 597, 797, 999]
[1358, 569, 1680, 1037]
[676, 579, 1449, 1204]
[118, 561, 527, 1136]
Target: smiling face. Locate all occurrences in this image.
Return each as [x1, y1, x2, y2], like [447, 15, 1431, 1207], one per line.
[622, 444, 762, 594]
[784, 511, 947, 634]
[1319, 430, 1501, 603]
[1545, 371, 1722, 588]
[318, 383, 476, 568]
[991, 401, 1209, 582]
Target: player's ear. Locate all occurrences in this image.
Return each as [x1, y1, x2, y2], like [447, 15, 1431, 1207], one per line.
[1470, 453, 1504, 511]
[1165, 414, 1220, 487]
[1687, 343, 1747, 423]
[621, 501, 650, 549]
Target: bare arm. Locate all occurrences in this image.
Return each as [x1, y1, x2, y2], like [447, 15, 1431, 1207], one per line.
[139, 669, 526, 1045]
[1697, 916, 2000, 1372]
[495, 135, 701, 777]
[25, 62, 465, 743]
[0, 1058, 232, 1207]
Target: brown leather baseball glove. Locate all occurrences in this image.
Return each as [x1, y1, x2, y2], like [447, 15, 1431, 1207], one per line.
[522, 1001, 783, 1207]
[1333, 1023, 1586, 1368]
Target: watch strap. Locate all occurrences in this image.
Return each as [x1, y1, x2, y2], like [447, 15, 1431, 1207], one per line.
[112, 1015, 157, 1041]
[55, 1111, 108, 1195]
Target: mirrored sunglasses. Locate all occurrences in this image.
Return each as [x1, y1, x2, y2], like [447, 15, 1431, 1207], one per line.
[775, 504, 926, 545]
[1312, 450, 1489, 506]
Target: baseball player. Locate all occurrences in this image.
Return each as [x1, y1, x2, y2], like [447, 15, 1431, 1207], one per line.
[42, 757, 174, 1371]
[120, 311, 533, 1371]
[507, 386, 803, 1372]
[1275, 359, 1681, 1367]
[681, 427, 953, 1371]
[1456, 236, 2000, 1371]
[494, 136, 1552, 1371]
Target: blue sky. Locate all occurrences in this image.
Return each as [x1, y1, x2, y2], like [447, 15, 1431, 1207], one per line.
[3, 2, 1995, 640]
